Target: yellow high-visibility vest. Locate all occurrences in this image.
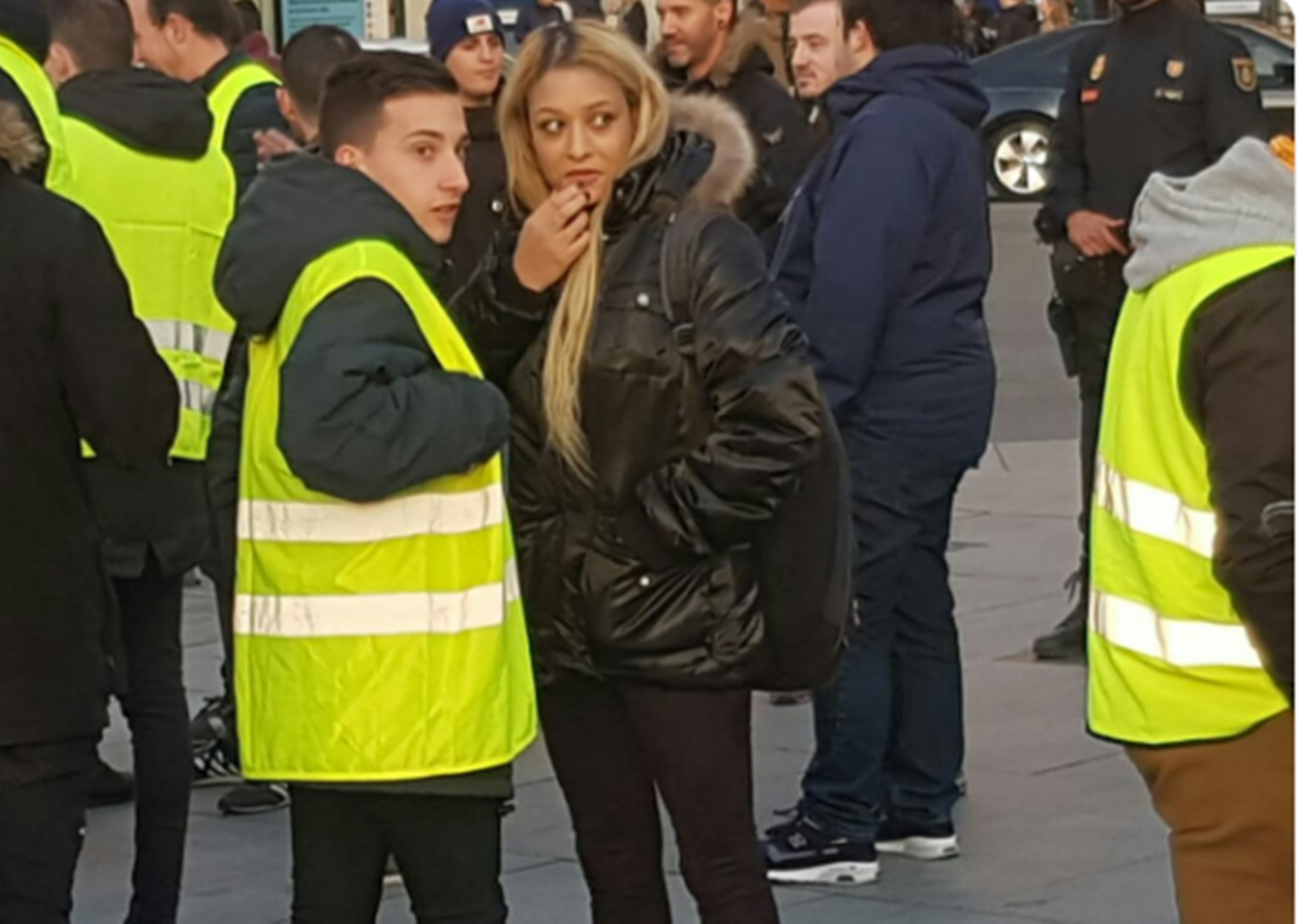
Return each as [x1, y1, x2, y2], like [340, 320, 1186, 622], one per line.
[0, 33, 72, 188]
[235, 238, 537, 782]
[1088, 244, 1293, 746]
[49, 116, 236, 460]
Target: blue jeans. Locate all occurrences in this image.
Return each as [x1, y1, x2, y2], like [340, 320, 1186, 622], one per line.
[801, 443, 966, 841]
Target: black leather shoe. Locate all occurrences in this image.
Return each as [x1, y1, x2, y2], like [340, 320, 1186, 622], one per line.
[1033, 598, 1088, 662]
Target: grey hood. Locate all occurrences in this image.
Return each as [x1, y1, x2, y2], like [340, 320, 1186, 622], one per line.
[1125, 138, 1295, 292]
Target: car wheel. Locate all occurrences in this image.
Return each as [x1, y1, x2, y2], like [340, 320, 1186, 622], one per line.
[987, 118, 1053, 201]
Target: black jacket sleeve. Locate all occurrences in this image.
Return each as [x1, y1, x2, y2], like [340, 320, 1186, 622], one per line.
[54, 205, 177, 468]
[226, 85, 289, 202]
[1042, 37, 1095, 237]
[1201, 30, 1269, 161]
[1183, 260, 1294, 702]
[278, 278, 511, 504]
[727, 75, 816, 250]
[449, 235, 552, 386]
[632, 212, 822, 555]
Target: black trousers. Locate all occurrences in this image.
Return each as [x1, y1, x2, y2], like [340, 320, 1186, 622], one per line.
[114, 556, 192, 924]
[539, 679, 778, 924]
[289, 788, 507, 924]
[0, 739, 98, 924]
[1064, 253, 1128, 591]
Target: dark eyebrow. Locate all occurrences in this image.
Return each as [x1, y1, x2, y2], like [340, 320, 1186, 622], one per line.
[406, 129, 447, 144]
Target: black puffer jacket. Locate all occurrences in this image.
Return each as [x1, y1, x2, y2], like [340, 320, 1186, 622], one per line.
[443, 104, 508, 297]
[455, 96, 823, 688]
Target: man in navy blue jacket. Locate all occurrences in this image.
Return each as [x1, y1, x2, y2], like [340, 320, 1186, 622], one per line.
[762, 0, 995, 885]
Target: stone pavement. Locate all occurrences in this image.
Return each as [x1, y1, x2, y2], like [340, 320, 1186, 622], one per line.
[73, 206, 1179, 923]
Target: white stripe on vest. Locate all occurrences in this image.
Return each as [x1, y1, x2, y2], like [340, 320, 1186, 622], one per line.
[237, 484, 506, 544]
[1095, 459, 1219, 559]
[234, 562, 521, 638]
[1090, 590, 1265, 669]
[142, 319, 233, 364]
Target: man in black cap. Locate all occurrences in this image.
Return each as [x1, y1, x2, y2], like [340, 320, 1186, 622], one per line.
[1031, 0, 1267, 661]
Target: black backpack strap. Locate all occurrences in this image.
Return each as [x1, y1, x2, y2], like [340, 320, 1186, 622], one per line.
[657, 210, 713, 359]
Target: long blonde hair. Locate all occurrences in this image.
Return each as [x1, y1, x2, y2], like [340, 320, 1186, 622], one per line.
[498, 21, 670, 475]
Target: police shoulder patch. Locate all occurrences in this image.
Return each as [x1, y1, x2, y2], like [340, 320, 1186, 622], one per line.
[1233, 57, 1258, 93]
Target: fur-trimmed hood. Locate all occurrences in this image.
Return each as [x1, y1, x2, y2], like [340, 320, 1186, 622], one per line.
[607, 92, 758, 225]
[669, 93, 756, 208]
[0, 102, 42, 174]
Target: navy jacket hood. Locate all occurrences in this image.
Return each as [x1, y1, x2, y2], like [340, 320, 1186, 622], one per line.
[827, 45, 989, 131]
[59, 69, 212, 159]
[215, 153, 444, 337]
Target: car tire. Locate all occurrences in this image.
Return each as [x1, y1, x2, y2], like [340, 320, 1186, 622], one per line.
[987, 117, 1053, 202]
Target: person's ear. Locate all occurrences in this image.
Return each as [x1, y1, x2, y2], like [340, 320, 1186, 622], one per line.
[716, 0, 733, 29]
[164, 13, 190, 48]
[276, 87, 295, 124]
[43, 42, 79, 87]
[334, 144, 364, 170]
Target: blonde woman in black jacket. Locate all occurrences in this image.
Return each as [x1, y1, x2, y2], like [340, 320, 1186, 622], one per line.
[455, 21, 824, 924]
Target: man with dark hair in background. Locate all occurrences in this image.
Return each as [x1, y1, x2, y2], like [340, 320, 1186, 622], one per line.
[0, 95, 177, 924]
[656, 0, 813, 249]
[427, 0, 509, 294]
[231, 0, 276, 67]
[1029, 0, 1266, 662]
[123, 0, 286, 198]
[277, 25, 359, 147]
[762, 0, 994, 885]
[42, 0, 237, 917]
[214, 51, 536, 921]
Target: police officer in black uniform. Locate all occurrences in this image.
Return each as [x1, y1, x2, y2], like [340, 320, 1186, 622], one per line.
[1032, 0, 1267, 661]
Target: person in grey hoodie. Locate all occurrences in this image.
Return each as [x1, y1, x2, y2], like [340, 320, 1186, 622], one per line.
[1087, 136, 1293, 924]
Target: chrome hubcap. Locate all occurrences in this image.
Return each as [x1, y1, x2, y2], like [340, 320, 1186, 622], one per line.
[994, 126, 1051, 196]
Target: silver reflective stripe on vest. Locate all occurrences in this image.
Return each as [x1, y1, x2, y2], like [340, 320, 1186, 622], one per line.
[143, 319, 233, 364]
[1090, 591, 1265, 669]
[178, 379, 218, 415]
[236, 485, 506, 544]
[1095, 459, 1218, 559]
[235, 561, 521, 638]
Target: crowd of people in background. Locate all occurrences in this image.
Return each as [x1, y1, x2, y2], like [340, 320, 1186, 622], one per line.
[0, 0, 1292, 921]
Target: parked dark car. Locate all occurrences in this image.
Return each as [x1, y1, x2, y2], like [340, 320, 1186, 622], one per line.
[974, 20, 1295, 201]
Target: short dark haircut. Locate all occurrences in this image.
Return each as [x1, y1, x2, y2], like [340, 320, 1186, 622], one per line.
[282, 25, 362, 120]
[319, 51, 460, 157]
[146, 0, 238, 43]
[839, 0, 957, 49]
[232, 0, 261, 37]
[47, 0, 133, 72]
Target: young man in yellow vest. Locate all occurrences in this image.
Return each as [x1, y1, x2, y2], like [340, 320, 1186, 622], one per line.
[0, 0, 71, 185]
[214, 52, 537, 921]
[1089, 136, 1294, 924]
[42, 0, 238, 917]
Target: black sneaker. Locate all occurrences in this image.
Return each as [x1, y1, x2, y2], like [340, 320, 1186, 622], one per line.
[191, 695, 241, 784]
[218, 782, 290, 816]
[762, 815, 879, 885]
[88, 759, 135, 809]
[876, 818, 960, 861]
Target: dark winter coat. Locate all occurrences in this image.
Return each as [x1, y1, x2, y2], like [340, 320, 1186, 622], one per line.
[0, 103, 176, 747]
[453, 95, 823, 688]
[197, 50, 288, 202]
[60, 68, 216, 579]
[771, 46, 996, 472]
[994, 3, 1039, 49]
[659, 13, 815, 251]
[444, 104, 509, 297]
